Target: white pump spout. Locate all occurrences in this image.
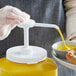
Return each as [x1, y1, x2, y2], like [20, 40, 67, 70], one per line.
[34, 23, 59, 29]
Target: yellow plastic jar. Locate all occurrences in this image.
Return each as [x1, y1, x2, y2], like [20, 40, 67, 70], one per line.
[0, 57, 58, 76]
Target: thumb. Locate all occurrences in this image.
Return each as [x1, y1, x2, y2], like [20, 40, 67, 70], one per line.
[0, 25, 11, 40]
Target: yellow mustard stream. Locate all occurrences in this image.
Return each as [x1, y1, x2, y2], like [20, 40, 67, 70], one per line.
[56, 29, 75, 51]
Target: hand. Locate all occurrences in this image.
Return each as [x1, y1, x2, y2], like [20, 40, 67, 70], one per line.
[69, 36, 76, 41]
[0, 5, 30, 40]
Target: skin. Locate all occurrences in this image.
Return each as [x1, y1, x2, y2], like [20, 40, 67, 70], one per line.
[69, 36, 76, 41]
[0, 5, 30, 40]
[66, 48, 76, 64]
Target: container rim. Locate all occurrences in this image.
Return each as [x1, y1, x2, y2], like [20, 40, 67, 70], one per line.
[52, 41, 76, 51]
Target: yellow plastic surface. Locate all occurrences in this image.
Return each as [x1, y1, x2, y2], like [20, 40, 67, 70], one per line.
[0, 57, 58, 76]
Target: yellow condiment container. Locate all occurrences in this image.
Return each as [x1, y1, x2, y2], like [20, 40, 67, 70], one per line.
[0, 57, 58, 76]
[0, 20, 59, 76]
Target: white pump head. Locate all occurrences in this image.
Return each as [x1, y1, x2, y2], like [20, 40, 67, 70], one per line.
[6, 19, 59, 64]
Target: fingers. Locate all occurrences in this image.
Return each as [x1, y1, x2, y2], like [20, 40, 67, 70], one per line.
[6, 12, 25, 23]
[0, 5, 30, 24]
[65, 0, 76, 11]
[5, 6, 30, 29]
[6, 13, 27, 30]
[69, 36, 76, 41]
[7, 7, 30, 22]
[21, 12, 30, 22]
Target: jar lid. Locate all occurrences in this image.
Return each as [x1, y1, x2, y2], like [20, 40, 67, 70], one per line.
[6, 46, 47, 64]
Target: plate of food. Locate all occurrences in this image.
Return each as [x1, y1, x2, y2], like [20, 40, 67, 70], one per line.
[52, 41, 76, 70]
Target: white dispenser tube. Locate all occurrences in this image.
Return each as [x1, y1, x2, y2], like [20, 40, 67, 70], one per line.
[24, 27, 29, 48]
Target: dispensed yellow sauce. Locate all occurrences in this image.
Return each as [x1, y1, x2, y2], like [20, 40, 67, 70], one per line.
[56, 45, 75, 51]
[56, 29, 75, 51]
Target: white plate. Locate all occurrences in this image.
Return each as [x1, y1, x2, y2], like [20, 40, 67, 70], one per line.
[52, 51, 76, 70]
